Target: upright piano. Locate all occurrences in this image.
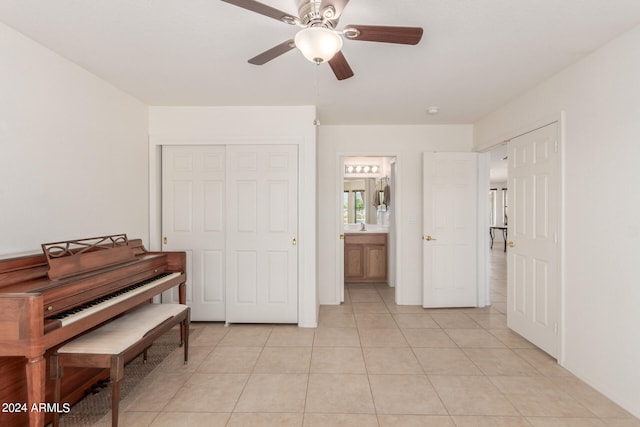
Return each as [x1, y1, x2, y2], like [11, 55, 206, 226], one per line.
[0, 234, 186, 427]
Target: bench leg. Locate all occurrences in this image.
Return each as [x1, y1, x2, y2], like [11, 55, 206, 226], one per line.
[182, 310, 190, 364]
[110, 356, 125, 427]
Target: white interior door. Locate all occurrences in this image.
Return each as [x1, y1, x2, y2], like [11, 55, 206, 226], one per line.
[507, 122, 560, 358]
[162, 145, 226, 321]
[226, 145, 298, 324]
[423, 152, 479, 307]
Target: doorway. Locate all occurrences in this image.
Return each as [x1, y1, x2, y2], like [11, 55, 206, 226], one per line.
[488, 143, 509, 311]
[339, 156, 397, 303]
[486, 121, 562, 359]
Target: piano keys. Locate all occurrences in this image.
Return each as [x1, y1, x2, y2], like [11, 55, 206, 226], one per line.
[48, 272, 181, 327]
[0, 235, 186, 427]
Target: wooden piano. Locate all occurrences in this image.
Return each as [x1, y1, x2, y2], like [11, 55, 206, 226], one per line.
[0, 234, 186, 427]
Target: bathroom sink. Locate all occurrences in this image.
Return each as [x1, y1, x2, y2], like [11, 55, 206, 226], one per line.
[343, 224, 389, 233]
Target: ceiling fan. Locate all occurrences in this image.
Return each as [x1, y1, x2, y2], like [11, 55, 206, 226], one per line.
[221, 0, 424, 80]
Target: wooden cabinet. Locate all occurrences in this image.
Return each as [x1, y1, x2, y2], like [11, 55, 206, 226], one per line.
[344, 233, 387, 283]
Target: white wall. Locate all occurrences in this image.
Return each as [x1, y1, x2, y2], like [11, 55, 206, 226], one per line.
[474, 24, 640, 418]
[0, 22, 149, 255]
[318, 125, 473, 305]
[147, 106, 318, 327]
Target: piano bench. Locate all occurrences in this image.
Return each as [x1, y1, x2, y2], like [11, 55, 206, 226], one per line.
[50, 303, 190, 427]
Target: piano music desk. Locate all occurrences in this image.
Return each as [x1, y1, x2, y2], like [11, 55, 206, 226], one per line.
[50, 303, 190, 427]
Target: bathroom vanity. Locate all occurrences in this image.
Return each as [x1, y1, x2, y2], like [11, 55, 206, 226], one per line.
[344, 232, 387, 283]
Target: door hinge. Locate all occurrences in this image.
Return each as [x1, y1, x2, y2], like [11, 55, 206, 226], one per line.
[163, 236, 167, 245]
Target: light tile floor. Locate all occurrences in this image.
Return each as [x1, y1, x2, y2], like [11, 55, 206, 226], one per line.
[100, 247, 639, 426]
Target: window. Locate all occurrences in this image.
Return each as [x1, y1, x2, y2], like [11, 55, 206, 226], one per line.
[343, 191, 349, 224]
[343, 189, 366, 224]
[354, 190, 365, 224]
[502, 188, 508, 225]
[489, 188, 497, 226]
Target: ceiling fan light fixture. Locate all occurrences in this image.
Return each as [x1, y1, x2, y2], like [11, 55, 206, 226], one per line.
[295, 27, 343, 64]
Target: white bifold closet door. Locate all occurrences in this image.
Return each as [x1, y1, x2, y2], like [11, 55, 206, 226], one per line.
[162, 145, 298, 323]
[162, 146, 226, 321]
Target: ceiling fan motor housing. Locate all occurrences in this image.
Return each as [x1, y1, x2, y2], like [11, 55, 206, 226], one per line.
[297, 0, 339, 28]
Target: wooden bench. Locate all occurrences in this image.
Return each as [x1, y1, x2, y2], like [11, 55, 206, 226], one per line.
[50, 303, 190, 427]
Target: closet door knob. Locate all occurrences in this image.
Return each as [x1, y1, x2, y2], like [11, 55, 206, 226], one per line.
[292, 238, 297, 246]
[424, 235, 437, 241]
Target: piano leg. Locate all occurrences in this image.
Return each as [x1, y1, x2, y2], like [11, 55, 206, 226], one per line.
[50, 355, 61, 427]
[25, 355, 45, 427]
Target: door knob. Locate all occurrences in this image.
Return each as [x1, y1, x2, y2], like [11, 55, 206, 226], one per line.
[507, 241, 515, 248]
[424, 235, 437, 241]
[292, 238, 297, 246]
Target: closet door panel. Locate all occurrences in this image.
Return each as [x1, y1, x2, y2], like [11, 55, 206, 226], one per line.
[162, 146, 226, 321]
[226, 145, 298, 324]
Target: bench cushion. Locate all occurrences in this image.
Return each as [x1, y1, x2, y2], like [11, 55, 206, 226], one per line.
[56, 304, 188, 355]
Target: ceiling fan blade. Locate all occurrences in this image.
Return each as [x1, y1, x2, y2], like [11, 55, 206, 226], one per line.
[343, 25, 423, 45]
[248, 39, 295, 65]
[328, 51, 354, 80]
[320, 0, 350, 19]
[221, 0, 297, 24]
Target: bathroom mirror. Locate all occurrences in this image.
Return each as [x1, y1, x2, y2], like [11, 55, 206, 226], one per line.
[343, 178, 389, 224]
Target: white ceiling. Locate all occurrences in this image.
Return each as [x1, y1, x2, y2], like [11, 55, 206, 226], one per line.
[2, 0, 640, 125]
